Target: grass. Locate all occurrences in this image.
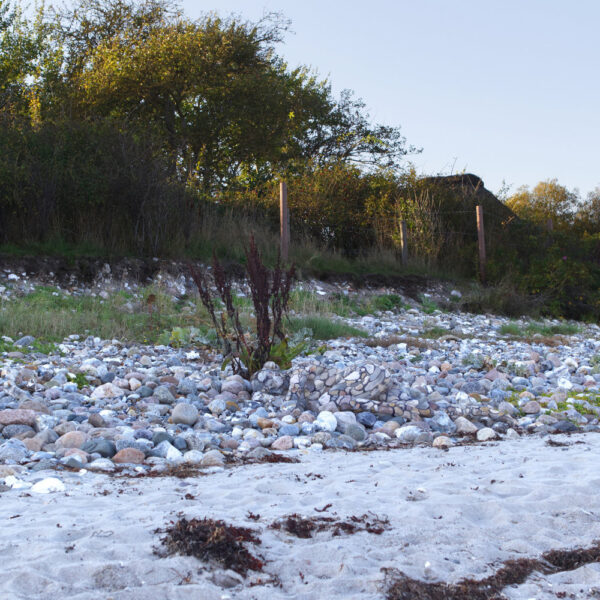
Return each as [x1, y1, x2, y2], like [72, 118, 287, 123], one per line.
[0, 285, 370, 348]
[288, 290, 410, 319]
[499, 322, 524, 336]
[0, 337, 60, 355]
[370, 294, 410, 312]
[499, 321, 581, 338]
[0, 286, 212, 345]
[287, 316, 368, 340]
[421, 326, 451, 339]
[419, 294, 439, 314]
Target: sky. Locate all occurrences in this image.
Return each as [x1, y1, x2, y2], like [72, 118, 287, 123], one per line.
[181, 0, 599, 198]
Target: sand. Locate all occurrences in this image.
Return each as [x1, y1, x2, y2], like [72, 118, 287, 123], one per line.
[2, 433, 600, 599]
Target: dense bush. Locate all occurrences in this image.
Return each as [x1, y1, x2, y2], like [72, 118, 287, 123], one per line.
[0, 117, 202, 255]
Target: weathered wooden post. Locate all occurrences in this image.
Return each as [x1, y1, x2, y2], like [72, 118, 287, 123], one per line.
[399, 220, 408, 266]
[476, 205, 486, 283]
[280, 181, 290, 262]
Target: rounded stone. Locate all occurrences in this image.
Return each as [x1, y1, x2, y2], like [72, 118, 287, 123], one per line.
[88, 413, 106, 428]
[454, 416, 478, 435]
[315, 411, 337, 432]
[343, 423, 367, 442]
[0, 409, 37, 427]
[380, 421, 401, 436]
[432, 435, 453, 448]
[171, 402, 199, 425]
[82, 439, 116, 458]
[113, 448, 145, 464]
[279, 424, 300, 436]
[2, 424, 35, 439]
[476, 427, 497, 442]
[208, 398, 227, 416]
[221, 380, 245, 395]
[395, 425, 422, 443]
[56, 430, 88, 449]
[522, 400, 542, 414]
[0, 439, 28, 463]
[271, 435, 293, 450]
[200, 449, 225, 467]
[357, 412, 377, 427]
[183, 450, 204, 464]
[153, 386, 176, 404]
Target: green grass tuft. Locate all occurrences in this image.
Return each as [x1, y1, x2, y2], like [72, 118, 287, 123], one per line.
[287, 316, 368, 340]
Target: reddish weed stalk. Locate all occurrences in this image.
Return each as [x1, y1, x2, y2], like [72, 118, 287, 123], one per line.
[190, 235, 296, 378]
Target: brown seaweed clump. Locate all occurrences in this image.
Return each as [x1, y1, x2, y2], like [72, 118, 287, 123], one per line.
[383, 541, 600, 600]
[155, 517, 264, 576]
[271, 513, 389, 539]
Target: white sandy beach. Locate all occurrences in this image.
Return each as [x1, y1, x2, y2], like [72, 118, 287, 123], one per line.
[2, 433, 600, 600]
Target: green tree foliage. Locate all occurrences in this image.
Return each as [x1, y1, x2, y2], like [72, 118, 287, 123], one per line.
[574, 187, 600, 234]
[0, 0, 39, 113]
[505, 179, 579, 229]
[50, 0, 412, 190]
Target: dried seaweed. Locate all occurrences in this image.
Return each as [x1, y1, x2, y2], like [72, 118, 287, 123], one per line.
[545, 438, 571, 447]
[271, 513, 389, 538]
[155, 517, 263, 576]
[384, 540, 600, 600]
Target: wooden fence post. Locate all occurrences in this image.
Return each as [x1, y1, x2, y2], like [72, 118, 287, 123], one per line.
[399, 220, 408, 266]
[280, 181, 290, 262]
[476, 205, 486, 283]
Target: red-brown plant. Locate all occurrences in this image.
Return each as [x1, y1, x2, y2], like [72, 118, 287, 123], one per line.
[190, 235, 296, 378]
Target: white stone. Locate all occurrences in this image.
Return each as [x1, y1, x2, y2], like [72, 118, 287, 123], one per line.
[476, 427, 497, 442]
[395, 425, 422, 443]
[183, 450, 204, 464]
[432, 436, 453, 448]
[4, 475, 31, 490]
[165, 445, 183, 462]
[31, 477, 65, 494]
[315, 411, 337, 432]
[129, 378, 142, 391]
[557, 377, 573, 390]
[454, 416, 478, 434]
[91, 383, 124, 400]
[200, 450, 225, 467]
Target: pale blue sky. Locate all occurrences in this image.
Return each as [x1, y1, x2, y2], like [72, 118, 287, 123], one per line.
[182, 0, 599, 197]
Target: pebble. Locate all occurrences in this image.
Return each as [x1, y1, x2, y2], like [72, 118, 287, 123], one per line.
[432, 435, 453, 448]
[476, 428, 498, 442]
[171, 402, 199, 425]
[112, 448, 145, 464]
[31, 477, 65, 494]
[315, 411, 337, 432]
[271, 435, 294, 450]
[0, 276, 597, 479]
[200, 449, 225, 467]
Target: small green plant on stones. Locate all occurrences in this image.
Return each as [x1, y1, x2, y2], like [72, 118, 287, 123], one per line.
[157, 326, 213, 348]
[461, 353, 485, 369]
[67, 372, 89, 389]
[371, 294, 409, 312]
[419, 294, 439, 315]
[190, 236, 302, 378]
[506, 361, 530, 378]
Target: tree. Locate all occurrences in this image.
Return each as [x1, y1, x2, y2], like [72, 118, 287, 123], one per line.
[52, 0, 414, 191]
[574, 186, 600, 234]
[0, 0, 40, 114]
[294, 88, 417, 171]
[505, 179, 578, 229]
